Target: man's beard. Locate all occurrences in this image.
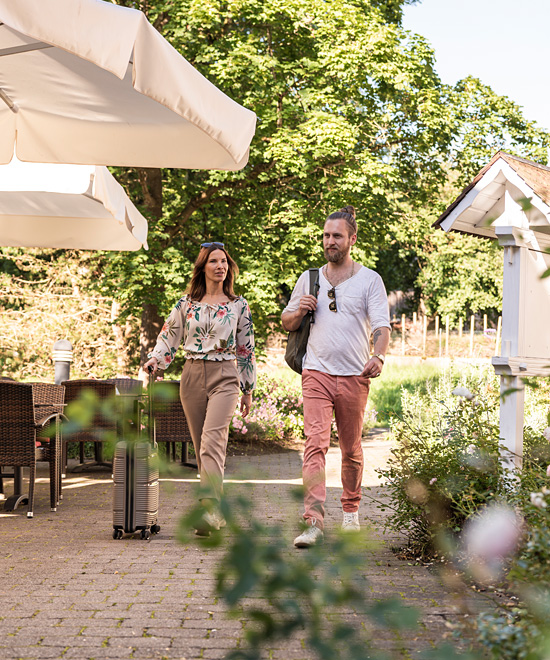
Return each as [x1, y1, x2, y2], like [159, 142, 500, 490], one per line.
[324, 245, 349, 263]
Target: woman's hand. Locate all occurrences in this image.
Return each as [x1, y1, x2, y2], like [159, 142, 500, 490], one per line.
[143, 357, 159, 374]
[240, 393, 252, 418]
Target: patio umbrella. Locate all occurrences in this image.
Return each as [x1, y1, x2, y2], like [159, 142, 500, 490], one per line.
[0, 157, 148, 251]
[0, 0, 256, 170]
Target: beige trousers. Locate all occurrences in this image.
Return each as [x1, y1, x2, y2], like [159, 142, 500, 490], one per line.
[179, 359, 240, 501]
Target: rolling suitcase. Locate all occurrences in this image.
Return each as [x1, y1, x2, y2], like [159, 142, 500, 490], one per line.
[112, 369, 160, 540]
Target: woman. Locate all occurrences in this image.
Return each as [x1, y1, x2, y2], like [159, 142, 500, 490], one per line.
[144, 242, 256, 535]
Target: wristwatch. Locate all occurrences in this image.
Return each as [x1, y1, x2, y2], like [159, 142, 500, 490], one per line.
[373, 353, 385, 364]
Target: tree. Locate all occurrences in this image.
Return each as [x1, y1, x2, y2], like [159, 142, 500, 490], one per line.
[99, 0, 455, 369]
[376, 76, 550, 320]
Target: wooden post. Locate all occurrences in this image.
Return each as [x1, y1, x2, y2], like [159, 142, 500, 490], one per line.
[435, 315, 439, 338]
[445, 315, 449, 357]
[499, 375, 525, 470]
[413, 311, 417, 326]
[494, 316, 502, 356]
[422, 315, 427, 357]
[483, 313, 488, 334]
[469, 315, 475, 357]
[458, 317, 463, 338]
[401, 313, 406, 356]
[438, 328, 442, 357]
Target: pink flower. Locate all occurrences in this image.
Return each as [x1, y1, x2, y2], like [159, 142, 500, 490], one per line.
[237, 345, 250, 357]
[241, 426, 248, 434]
[547, 465, 550, 477]
[462, 503, 524, 582]
[429, 477, 437, 485]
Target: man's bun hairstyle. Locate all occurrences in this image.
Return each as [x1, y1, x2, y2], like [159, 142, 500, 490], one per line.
[327, 204, 357, 236]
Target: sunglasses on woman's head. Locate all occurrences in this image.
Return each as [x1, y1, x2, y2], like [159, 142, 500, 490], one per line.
[327, 287, 337, 312]
[201, 242, 225, 249]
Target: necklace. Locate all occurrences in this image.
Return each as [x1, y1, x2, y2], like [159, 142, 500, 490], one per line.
[324, 261, 356, 288]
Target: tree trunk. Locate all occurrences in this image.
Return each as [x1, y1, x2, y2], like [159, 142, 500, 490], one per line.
[140, 303, 163, 366]
[137, 167, 164, 366]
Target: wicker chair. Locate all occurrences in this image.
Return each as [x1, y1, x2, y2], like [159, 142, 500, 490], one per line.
[106, 378, 143, 396]
[151, 380, 196, 468]
[62, 379, 117, 473]
[0, 381, 64, 517]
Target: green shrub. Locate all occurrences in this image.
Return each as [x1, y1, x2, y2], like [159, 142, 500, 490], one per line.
[376, 366, 512, 557]
[229, 373, 304, 442]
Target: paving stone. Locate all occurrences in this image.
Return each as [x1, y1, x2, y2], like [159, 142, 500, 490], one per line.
[0, 431, 493, 660]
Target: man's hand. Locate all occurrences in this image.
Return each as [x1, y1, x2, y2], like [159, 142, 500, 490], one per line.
[281, 294, 318, 331]
[240, 393, 252, 417]
[361, 355, 384, 379]
[298, 294, 318, 315]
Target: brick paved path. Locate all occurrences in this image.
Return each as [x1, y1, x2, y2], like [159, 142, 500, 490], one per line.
[0, 431, 487, 660]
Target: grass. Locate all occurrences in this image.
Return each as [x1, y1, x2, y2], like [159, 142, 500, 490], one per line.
[367, 361, 442, 426]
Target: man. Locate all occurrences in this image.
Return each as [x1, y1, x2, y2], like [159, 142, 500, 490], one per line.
[281, 206, 391, 548]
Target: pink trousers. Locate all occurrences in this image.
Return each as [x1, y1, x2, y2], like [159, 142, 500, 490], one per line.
[301, 369, 370, 530]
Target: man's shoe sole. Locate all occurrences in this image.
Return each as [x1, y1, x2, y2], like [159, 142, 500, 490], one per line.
[294, 535, 324, 548]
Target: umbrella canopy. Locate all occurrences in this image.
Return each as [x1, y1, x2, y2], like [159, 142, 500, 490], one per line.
[0, 157, 148, 251]
[0, 0, 256, 170]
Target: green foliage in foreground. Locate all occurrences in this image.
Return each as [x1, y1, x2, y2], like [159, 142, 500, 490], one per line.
[177, 491, 430, 660]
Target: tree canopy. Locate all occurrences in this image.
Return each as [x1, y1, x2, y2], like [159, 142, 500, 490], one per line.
[2, 0, 549, 376]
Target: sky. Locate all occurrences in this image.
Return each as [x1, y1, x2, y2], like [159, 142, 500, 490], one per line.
[402, 0, 550, 131]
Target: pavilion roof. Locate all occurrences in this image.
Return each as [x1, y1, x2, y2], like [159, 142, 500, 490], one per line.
[433, 151, 550, 248]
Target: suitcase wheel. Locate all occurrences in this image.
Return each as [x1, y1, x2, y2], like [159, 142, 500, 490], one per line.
[113, 529, 123, 540]
[151, 524, 160, 535]
[140, 529, 151, 541]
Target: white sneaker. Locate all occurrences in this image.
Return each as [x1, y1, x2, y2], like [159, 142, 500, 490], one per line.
[342, 511, 360, 531]
[294, 520, 324, 548]
[195, 510, 224, 536]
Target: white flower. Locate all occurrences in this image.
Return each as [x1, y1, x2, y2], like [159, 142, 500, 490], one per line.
[429, 477, 437, 485]
[530, 492, 547, 509]
[452, 386, 474, 400]
[543, 427, 550, 442]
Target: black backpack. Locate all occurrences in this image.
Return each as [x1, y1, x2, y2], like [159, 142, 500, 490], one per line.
[284, 268, 319, 374]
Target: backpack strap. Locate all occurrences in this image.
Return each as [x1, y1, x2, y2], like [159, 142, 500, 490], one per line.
[308, 268, 319, 296]
[308, 268, 319, 323]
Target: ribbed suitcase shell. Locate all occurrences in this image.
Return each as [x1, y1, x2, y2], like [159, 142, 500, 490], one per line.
[112, 441, 159, 534]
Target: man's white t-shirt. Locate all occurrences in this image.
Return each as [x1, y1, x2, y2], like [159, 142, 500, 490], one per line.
[283, 265, 391, 376]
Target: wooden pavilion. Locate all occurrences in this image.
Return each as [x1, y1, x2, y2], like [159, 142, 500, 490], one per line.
[435, 151, 550, 467]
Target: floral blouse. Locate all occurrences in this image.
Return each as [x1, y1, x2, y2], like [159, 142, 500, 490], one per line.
[150, 295, 256, 394]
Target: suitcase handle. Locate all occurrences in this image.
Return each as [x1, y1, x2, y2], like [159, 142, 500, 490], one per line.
[147, 366, 156, 447]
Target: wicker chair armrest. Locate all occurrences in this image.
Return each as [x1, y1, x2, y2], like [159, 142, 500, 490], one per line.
[36, 411, 65, 428]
